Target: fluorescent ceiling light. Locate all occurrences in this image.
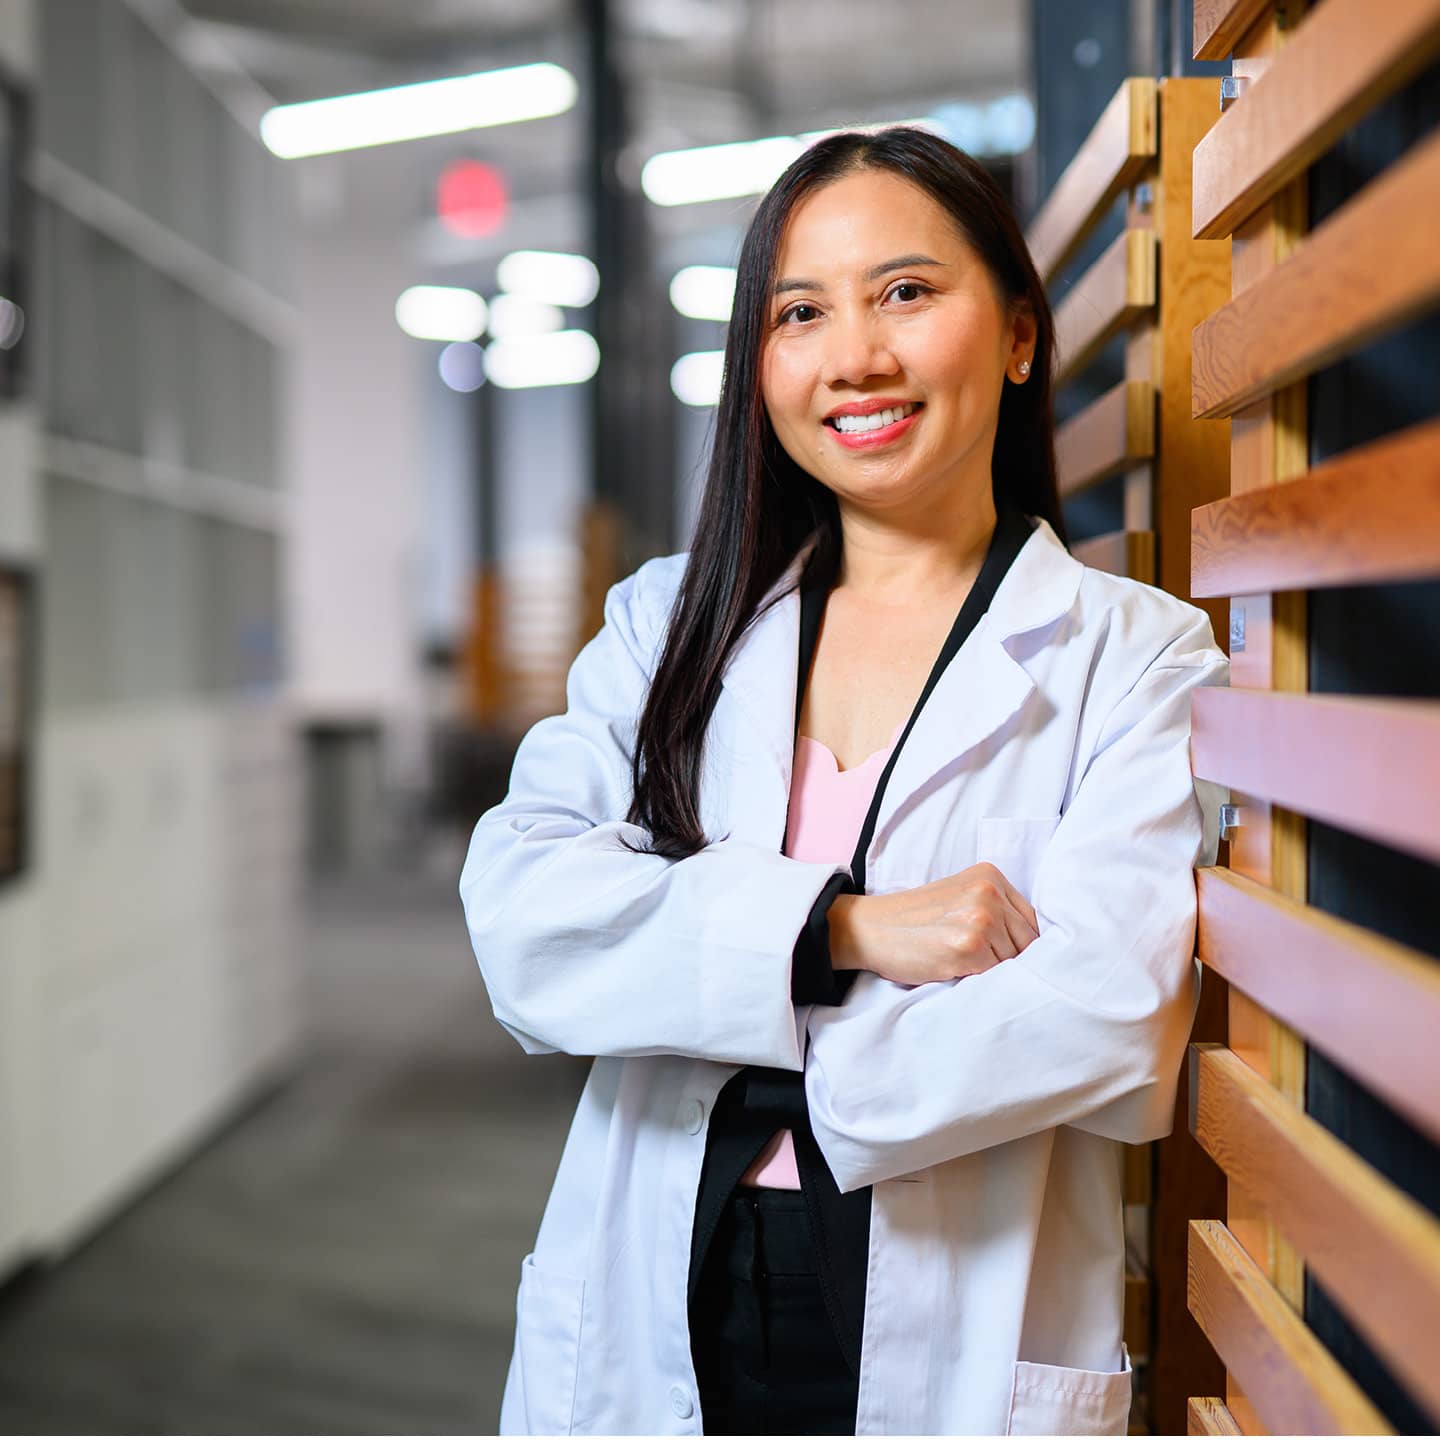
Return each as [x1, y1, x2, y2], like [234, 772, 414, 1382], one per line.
[642, 117, 1005, 207]
[395, 285, 487, 342]
[496, 250, 600, 307]
[486, 294, 565, 339]
[670, 350, 725, 407]
[485, 330, 600, 389]
[260, 62, 577, 159]
[670, 266, 736, 322]
[643, 135, 807, 207]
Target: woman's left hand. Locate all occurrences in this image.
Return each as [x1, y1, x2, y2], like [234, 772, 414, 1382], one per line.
[827, 863, 1040, 987]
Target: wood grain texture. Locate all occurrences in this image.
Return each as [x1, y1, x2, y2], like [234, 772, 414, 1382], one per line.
[1194, 0, 1275, 60]
[1222, 175, 1300, 1414]
[1188, 1220, 1393, 1433]
[1213, 172, 1310, 1328]
[1055, 229, 1157, 383]
[1055, 380, 1154, 495]
[1191, 1045, 1440, 1425]
[1191, 688, 1440, 863]
[1132, 90, 1236, 1428]
[1193, 127, 1440, 417]
[1187, 1395, 1244, 1434]
[1027, 78, 1158, 283]
[1192, 0, 1440, 238]
[1152, 78, 1232, 624]
[1071, 528, 1155, 582]
[1197, 868, 1440, 1145]
[1192, 419, 1440, 595]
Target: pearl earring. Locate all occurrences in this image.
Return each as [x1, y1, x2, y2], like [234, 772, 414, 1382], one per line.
[1018, 360, 1030, 376]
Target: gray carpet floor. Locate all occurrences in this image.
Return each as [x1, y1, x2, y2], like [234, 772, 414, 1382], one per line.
[0, 839, 589, 1434]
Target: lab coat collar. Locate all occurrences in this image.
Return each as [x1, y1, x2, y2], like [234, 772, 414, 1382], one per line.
[719, 514, 1084, 852]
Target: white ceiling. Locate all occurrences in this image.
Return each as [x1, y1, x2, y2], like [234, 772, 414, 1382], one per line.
[172, 0, 1029, 282]
[177, 0, 1025, 109]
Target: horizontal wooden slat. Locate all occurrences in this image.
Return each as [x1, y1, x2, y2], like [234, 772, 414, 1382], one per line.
[1191, 1043, 1440, 1421]
[1188, 1219, 1393, 1434]
[1191, 419, 1440, 594]
[1055, 229, 1156, 384]
[1190, 688, 1440, 863]
[1186, 1396, 1243, 1436]
[1027, 78, 1157, 283]
[1192, 127, 1440, 417]
[1193, 0, 1440, 239]
[1056, 380, 1155, 496]
[1072, 528, 1155, 583]
[1197, 866, 1440, 1144]
[1193, 0, 1273, 60]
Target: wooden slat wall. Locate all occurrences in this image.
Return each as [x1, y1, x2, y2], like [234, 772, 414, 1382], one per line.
[1190, 1045, 1440, 1422]
[1188, 1220, 1393, 1434]
[1025, 75, 1233, 1433]
[1191, 0, 1440, 240]
[1191, 420, 1440, 594]
[1196, 870, 1440, 1145]
[1056, 380, 1155, 496]
[1028, 78, 1158, 283]
[1184, 1, 1440, 1433]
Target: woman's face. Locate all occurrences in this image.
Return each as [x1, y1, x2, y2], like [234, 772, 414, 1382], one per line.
[759, 168, 1034, 516]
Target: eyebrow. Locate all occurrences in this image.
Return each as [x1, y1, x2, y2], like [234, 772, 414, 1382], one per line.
[772, 253, 949, 296]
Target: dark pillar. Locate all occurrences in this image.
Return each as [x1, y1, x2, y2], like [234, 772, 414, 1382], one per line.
[582, 0, 675, 570]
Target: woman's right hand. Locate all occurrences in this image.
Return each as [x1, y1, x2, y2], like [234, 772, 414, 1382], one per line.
[827, 864, 1040, 987]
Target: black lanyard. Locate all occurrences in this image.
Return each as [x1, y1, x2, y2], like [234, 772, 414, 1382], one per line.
[796, 501, 1036, 894]
[689, 503, 1037, 1375]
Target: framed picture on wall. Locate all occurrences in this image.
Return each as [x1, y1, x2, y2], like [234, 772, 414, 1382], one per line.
[0, 564, 30, 882]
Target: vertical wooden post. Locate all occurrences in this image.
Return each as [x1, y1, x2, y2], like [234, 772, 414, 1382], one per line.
[1148, 74, 1236, 1438]
[1209, 4, 1310, 1432]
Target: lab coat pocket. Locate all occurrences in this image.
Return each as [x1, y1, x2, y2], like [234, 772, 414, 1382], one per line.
[976, 814, 1062, 904]
[515, 1251, 586, 1435]
[1006, 1342, 1134, 1435]
[1008, 1342, 1128, 1434]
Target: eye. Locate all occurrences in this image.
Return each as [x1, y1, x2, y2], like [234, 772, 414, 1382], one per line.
[887, 280, 933, 304]
[777, 300, 820, 326]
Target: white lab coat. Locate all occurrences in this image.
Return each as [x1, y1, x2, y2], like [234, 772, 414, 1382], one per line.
[459, 515, 1229, 1436]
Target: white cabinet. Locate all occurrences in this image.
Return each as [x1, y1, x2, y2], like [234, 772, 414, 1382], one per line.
[6, 700, 304, 1261]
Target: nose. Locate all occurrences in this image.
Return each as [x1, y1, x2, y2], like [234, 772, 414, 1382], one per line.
[819, 309, 900, 388]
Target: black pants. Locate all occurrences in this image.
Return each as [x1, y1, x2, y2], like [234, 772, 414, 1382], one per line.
[689, 1187, 859, 1436]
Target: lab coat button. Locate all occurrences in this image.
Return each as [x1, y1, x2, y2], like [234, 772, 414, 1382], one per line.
[669, 1384, 694, 1419]
[682, 1099, 705, 1134]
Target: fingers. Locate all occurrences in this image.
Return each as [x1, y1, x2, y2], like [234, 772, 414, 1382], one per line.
[975, 866, 1039, 962]
[996, 872, 1038, 937]
[997, 896, 1037, 957]
[972, 863, 1036, 941]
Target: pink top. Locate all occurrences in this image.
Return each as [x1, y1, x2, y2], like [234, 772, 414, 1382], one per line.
[738, 717, 906, 1189]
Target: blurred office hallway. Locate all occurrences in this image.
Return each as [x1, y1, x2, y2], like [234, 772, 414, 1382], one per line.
[0, 834, 586, 1435]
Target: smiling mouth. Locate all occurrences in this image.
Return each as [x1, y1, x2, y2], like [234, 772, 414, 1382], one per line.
[824, 401, 923, 434]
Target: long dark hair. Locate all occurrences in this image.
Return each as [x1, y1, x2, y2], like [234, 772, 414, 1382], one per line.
[625, 126, 1064, 860]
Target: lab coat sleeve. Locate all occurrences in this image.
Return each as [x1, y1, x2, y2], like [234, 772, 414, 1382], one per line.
[458, 559, 850, 1069]
[803, 610, 1229, 1192]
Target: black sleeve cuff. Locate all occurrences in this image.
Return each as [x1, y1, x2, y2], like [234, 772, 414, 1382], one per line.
[791, 871, 860, 1005]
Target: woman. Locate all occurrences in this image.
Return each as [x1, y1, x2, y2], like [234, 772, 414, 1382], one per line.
[460, 126, 1228, 1436]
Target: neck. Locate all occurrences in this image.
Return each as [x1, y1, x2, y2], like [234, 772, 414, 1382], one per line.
[833, 482, 998, 607]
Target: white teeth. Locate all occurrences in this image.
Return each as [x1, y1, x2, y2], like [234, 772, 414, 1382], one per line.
[831, 402, 918, 434]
